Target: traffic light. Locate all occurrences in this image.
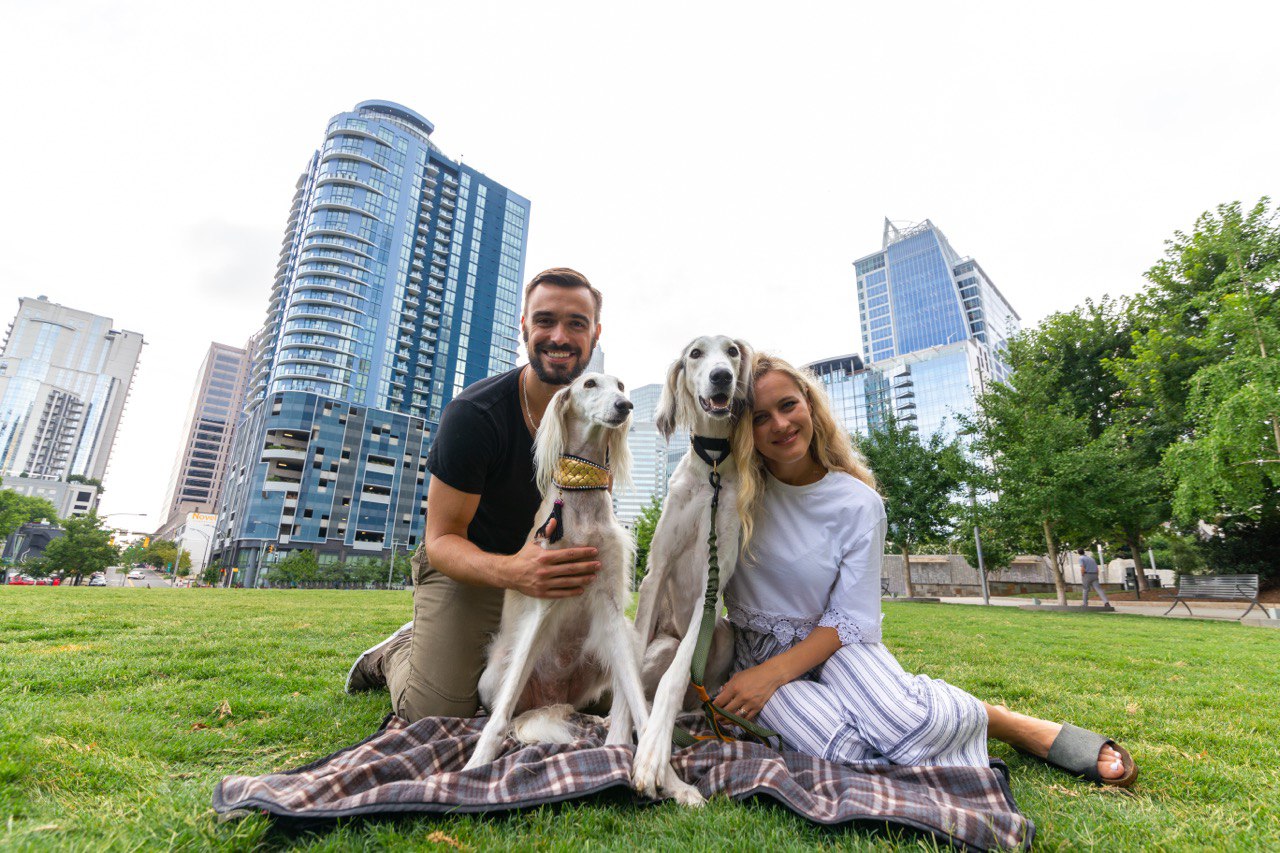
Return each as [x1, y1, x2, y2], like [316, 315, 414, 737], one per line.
[267, 544, 275, 553]
[143, 537, 150, 548]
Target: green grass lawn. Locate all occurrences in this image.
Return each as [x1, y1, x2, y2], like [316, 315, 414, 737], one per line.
[2, 589, 1278, 851]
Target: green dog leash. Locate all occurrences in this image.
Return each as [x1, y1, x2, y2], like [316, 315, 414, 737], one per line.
[672, 437, 780, 750]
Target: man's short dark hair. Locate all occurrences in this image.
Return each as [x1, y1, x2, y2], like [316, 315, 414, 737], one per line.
[523, 267, 602, 325]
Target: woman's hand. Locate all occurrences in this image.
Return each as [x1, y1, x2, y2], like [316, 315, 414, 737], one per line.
[714, 663, 785, 722]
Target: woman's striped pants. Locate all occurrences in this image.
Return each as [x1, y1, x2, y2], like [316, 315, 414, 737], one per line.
[736, 631, 990, 767]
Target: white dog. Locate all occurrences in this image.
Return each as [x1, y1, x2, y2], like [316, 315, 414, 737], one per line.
[631, 335, 753, 806]
[464, 373, 653, 772]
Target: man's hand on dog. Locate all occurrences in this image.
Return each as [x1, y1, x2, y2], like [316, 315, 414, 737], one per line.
[505, 519, 601, 598]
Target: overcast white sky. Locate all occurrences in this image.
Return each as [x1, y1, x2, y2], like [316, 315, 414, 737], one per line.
[2, 1, 1276, 530]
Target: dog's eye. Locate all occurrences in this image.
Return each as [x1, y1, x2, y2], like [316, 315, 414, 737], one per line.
[584, 379, 596, 388]
[689, 349, 702, 359]
[618, 381, 625, 391]
[727, 346, 740, 358]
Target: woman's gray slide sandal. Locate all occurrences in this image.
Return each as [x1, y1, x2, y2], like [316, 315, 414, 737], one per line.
[1045, 723, 1138, 788]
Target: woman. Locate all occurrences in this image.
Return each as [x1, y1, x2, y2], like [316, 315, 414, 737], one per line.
[714, 353, 1136, 786]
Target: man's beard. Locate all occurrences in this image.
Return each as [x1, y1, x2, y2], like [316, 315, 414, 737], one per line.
[525, 337, 597, 386]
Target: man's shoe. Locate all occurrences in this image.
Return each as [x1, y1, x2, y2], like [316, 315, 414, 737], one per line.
[345, 620, 413, 693]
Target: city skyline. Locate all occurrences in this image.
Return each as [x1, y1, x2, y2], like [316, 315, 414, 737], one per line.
[3, 3, 1275, 529]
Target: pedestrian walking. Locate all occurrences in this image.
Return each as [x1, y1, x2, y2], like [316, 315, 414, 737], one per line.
[1078, 548, 1111, 607]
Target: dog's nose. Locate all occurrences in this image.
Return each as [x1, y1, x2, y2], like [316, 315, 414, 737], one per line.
[615, 399, 634, 413]
[710, 368, 733, 386]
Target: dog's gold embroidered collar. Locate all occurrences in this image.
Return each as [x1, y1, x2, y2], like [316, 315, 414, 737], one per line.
[553, 454, 610, 491]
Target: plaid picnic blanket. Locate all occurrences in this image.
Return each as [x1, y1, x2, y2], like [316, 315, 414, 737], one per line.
[214, 713, 1033, 851]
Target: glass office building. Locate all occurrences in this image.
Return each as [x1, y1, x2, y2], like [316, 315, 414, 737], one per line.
[812, 220, 1020, 442]
[0, 297, 143, 488]
[213, 101, 530, 584]
[810, 341, 997, 443]
[855, 219, 1018, 382]
[156, 342, 248, 534]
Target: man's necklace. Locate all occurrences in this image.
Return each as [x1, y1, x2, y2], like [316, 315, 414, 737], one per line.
[520, 366, 540, 431]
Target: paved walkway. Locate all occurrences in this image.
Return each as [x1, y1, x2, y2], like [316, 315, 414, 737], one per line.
[913, 595, 1280, 629]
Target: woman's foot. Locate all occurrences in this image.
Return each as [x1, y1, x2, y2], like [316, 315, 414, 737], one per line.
[985, 704, 1128, 781]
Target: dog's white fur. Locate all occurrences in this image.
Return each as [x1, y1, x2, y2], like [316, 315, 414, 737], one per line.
[464, 373, 652, 772]
[630, 335, 753, 806]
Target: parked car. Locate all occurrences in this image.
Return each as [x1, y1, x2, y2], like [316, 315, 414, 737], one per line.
[88, 575, 107, 586]
[127, 570, 145, 580]
[6, 574, 36, 585]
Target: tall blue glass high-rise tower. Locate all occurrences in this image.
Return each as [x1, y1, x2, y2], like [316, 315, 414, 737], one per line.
[812, 220, 1020, 442]
[855, 219, 1017, 374]
[213, 101, 530, 584]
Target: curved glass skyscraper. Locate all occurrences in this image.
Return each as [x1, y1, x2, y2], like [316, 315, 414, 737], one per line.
[214, 101, 530, 584]
[812, 219, 1021, 442]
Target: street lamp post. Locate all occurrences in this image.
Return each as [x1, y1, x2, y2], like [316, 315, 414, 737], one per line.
[177, 526, 212, 588]
[387, 539, 404, 588]
[244, 520, 275, 589]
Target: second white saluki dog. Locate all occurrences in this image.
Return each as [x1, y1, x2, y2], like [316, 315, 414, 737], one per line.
[630, 335, 753, 806]
[464, 373, 653, 772]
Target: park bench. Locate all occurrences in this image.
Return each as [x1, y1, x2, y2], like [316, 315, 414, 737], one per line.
[1162, 574, 1266, 620]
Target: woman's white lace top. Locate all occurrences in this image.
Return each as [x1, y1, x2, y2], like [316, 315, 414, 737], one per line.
[726, 470, 887, 647]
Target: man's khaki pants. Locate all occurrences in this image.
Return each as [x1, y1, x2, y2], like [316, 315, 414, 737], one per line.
[384, 544, 504, 720]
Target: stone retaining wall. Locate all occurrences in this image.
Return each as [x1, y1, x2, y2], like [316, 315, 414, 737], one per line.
[882, 554, 1068, 597]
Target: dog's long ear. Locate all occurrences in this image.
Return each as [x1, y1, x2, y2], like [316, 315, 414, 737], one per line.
[533, 387, 572, 496]
[654, 355, 684, 439]
[733, 338, 756, 413]
[607, 414, 633, 494]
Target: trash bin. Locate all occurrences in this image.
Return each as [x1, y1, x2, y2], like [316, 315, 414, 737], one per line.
[1126, 568, 1163, 590]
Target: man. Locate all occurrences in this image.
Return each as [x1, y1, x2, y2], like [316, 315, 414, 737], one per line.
[346, 268, 605, 721]
[1077, 548, 1111, 608]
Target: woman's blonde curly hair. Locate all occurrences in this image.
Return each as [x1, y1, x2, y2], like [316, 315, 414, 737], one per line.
[732, 353, 877, 553]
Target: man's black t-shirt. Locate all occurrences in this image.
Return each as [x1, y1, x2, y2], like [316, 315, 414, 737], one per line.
[426, 367, 541, 556]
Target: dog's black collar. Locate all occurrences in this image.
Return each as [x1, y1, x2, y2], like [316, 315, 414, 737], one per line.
[690, 435, 731, 469]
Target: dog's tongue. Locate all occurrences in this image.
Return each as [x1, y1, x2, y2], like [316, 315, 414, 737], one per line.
[711, 394, 730, 409]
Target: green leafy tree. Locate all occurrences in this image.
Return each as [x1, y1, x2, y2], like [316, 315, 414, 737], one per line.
[1091, 423, 1167, 594]
[346, 556, 390, 587]
[1117, 198, 1280, 579]
[858, 417, 966, 599]
[30, 512, 119, 584]
[631, 496, 663, 583]
[200, 565, 220, 586]
[971, 331, 1113, 604]
[999, 299, 1169, 592]
[316, 557, 347, 588]
[0, 491, 59, 541]
[1161, 288, 1280, 523]
[175, 550, 192, 578]
[386, 550, 412, 587]
[146, 539, 179, 571]
[1121, 199, 1280, 445]
[271, 549, 319, 587]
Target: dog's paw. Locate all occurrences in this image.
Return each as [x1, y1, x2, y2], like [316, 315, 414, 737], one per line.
[666, 777, 705, 807]
[631, 745, 665, 799]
